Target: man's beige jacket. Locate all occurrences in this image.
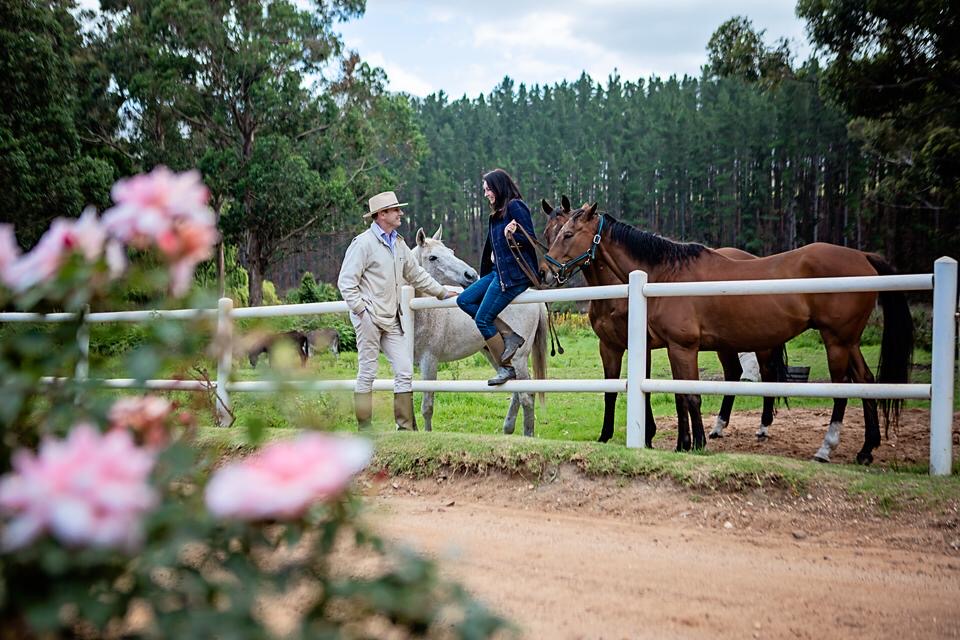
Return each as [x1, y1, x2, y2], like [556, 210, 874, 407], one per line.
[337, 227, 447, 330]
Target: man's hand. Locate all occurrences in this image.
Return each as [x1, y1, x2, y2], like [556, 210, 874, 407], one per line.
[443, 289, 458, 299]
[504, 220, 518, 237]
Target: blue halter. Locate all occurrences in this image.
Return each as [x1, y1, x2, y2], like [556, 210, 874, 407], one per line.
[544, 214, 606, 285]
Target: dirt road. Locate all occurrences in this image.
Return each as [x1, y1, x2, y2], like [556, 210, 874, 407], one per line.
[369, 468, 960, 639]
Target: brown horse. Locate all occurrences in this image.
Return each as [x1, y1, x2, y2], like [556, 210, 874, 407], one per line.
[248, 330, 310, 368]
[540, 197, 788, 447]
[540, 202, 913, 464]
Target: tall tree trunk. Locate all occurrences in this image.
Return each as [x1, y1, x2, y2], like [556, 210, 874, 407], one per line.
[247, 230, 264, 306]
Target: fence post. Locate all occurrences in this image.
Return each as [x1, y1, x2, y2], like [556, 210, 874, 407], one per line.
[75, 305, 90, 381]
[930, 257, 958, 476]
[626, 270, 648, 448]
[215, 297, 234, 426]
[400, 285, 415, 364]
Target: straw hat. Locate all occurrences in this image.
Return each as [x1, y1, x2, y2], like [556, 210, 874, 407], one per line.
[364, 191, 408, 222]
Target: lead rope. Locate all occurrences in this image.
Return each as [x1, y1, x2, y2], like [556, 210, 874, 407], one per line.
[505, 225, 564, 356]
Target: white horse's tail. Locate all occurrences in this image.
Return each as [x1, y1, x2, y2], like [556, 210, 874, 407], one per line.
[533, 304, 548, 410]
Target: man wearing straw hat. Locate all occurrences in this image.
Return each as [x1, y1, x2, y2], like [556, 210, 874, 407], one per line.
[338, 191, 457, 431]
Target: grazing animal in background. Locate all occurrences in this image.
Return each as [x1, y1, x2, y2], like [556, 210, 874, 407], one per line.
[540, 201, 913, 464]
[410, 226, 549, 436]
[248, 330, 310, 368]
[307, 328, 340, 360]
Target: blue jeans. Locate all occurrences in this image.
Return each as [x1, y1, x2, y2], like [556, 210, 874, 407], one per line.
[456, 271, 528, 340]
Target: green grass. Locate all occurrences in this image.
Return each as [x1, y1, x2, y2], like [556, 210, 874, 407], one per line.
[83, 322, 946, 448]
[193, 427, 960, 514]
[74, 318, 960, 510]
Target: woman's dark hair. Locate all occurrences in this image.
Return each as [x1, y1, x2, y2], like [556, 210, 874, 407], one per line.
[482, 168, 522, 216]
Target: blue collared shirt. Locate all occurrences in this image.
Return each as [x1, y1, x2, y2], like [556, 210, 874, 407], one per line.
[371, 221, 398, 253]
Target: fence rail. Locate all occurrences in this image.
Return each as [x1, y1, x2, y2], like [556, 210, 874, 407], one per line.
[5, 258, 957, 475]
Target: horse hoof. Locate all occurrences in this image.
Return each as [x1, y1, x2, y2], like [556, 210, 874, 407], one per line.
[856, 452, 873, 465]
[812, 455, 829, 464]
[708, 432, 722, 439]
[756, 433, 768, 441]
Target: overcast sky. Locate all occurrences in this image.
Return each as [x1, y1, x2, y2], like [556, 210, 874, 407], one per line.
[336, 0, 813, 99]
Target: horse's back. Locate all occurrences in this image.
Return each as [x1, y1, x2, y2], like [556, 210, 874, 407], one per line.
[674, 243, 882, 349]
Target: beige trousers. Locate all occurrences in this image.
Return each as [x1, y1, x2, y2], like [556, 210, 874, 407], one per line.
[350, 311, 412, 393]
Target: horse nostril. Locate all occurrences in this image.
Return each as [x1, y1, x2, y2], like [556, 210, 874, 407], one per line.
[465, 271, 477, 281]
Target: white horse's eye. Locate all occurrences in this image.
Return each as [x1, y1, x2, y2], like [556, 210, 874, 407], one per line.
[429, 255, 438, 261]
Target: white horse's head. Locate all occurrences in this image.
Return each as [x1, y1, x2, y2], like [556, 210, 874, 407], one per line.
[412, 226, 479, 288]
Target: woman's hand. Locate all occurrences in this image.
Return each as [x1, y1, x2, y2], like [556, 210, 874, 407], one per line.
[504, 220, 518, 237]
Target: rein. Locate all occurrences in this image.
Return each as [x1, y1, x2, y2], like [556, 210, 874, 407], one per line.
[504, 224, 565, 356]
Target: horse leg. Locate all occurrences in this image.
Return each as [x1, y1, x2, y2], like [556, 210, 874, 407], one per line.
[850, 346, 880, 465]
[813, 338, 852, 463]
[420, 355, 438, 432]
[669, 346, 705, 451]
[674, 394, 691, 451]
[644, 348, 658, 446]
[709, 350, 742, 439]
[503, 393, 520, 435]
[503, 360, 531, 435]
[598, 342, 624, 443]
[645, 393, 657, 448]
[520, 392, 535, 437]
[756, 348, 778, 439]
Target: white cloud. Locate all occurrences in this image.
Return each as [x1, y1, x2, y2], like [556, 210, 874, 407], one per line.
[363, 52, 434, 96]
[333, 1, 814, 98]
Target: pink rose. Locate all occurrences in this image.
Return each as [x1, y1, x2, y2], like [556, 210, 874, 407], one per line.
[205, 433, 372, 521]
[108, 395, 174, 448]
[0, 224, 20, 272]
[3, 208, 108, 292]
[102, 166, 218, 296]
[0, 424, 157, 551]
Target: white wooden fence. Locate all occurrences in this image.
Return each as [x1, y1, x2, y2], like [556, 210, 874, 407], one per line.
[2, 258, 957, 475]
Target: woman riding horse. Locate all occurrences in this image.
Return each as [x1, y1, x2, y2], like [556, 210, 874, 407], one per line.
[456, 169, 541, 385]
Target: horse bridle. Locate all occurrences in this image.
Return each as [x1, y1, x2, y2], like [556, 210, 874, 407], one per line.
[537, 213, 606, 285]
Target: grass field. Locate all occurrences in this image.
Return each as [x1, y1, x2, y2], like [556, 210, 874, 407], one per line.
[57, 311, 960, 503]
[82, 313, 940, 447]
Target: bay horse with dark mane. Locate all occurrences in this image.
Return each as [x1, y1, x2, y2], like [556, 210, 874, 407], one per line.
[540, 202, 913, 464]
[540, 197, 788, 447]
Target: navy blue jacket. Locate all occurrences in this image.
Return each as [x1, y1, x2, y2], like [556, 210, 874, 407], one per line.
[479, 199, 540, 288]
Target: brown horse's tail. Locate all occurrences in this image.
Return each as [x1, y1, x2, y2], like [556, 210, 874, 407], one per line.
[533, 304, 549, 410]
[866, 253, 914, 433]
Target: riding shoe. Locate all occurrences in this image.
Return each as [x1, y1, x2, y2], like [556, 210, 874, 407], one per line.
[488, 365, 517, 386]
[483, 333, 517, 385]
[394, 391, 418, 431]
[354, 391, 373, 431]
[493, 317, 525, 363]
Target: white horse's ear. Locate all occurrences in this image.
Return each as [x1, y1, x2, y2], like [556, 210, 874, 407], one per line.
[433, 225, 442, 241]
[416, 227, 427, 246]
[561, 195, 571, 212]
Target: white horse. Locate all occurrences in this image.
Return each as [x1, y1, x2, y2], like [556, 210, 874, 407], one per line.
[410, 226, 548, 436]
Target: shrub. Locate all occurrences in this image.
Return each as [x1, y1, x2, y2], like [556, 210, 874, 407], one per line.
[285, 271, 341, 304]
[0, 167, 508, 638]
[262, 279, 281, 305]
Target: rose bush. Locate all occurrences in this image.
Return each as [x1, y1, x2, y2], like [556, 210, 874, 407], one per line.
[0, 168, 508, 638]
